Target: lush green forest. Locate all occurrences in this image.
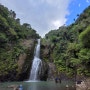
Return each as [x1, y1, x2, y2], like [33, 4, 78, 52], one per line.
[0, 4, 39, 81]
[41, 6, 90, 78]
[0, 4, 90, 81]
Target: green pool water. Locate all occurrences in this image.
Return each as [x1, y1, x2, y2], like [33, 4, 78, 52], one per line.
[0, 80, 76, 90]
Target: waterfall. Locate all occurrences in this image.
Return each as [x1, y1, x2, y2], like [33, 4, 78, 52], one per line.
[29, 39, 42, 80]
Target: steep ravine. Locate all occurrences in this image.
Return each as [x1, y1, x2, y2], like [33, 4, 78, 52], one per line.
[17, 39, 50, 81]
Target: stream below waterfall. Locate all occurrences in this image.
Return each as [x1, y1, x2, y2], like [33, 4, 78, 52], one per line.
[0, 81, 76, 90]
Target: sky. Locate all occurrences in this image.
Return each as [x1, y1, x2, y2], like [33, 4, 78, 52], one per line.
[0, 0, 90, 37]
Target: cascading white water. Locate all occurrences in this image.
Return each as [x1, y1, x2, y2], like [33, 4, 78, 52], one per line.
[29, 39, 42, 80]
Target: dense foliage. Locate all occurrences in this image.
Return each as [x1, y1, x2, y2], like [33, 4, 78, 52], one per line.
[41, 6, 90, 77]
[0, 4, 90, 81]
[0, 4, 39, 81]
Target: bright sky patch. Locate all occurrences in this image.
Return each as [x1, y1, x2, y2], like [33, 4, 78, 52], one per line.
[0, 0, 90, 37]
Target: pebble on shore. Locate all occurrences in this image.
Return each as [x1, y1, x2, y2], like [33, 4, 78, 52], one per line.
[66, 85, 69, 88]
[8, 85, 19, 90]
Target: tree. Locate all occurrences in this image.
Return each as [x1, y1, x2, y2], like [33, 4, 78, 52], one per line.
[22, 23, 31, 28]
[79, 26, 90, 48]
[9, 10, 16, 19]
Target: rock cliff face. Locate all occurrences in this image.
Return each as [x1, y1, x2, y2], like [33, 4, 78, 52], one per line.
[18, 40, 55, 81]
[47, 63, 56, 80]
[40, 42, 57, 80]
[39, 61, 49, 81]
[16, 39, 36, 81]
[0, 39, 36, 82]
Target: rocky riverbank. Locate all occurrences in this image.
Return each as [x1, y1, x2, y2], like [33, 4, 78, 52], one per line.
[76, 78, 90, 90]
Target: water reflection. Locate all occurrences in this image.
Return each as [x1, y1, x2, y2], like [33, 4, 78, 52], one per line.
[27, 82, 37, 90]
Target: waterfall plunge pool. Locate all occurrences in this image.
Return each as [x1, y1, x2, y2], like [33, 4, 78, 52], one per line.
[0, 80, 76, 90]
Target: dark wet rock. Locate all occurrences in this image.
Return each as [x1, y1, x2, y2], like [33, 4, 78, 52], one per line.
[47, 63, 56, 80]
[39, 61, 49, 81]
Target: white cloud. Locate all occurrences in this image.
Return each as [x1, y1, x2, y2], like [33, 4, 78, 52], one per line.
[86, 0, 90, 3]
[52, 19, 66, 29]
[52, 20, 62, 29]
[0, 0, 71, 37]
